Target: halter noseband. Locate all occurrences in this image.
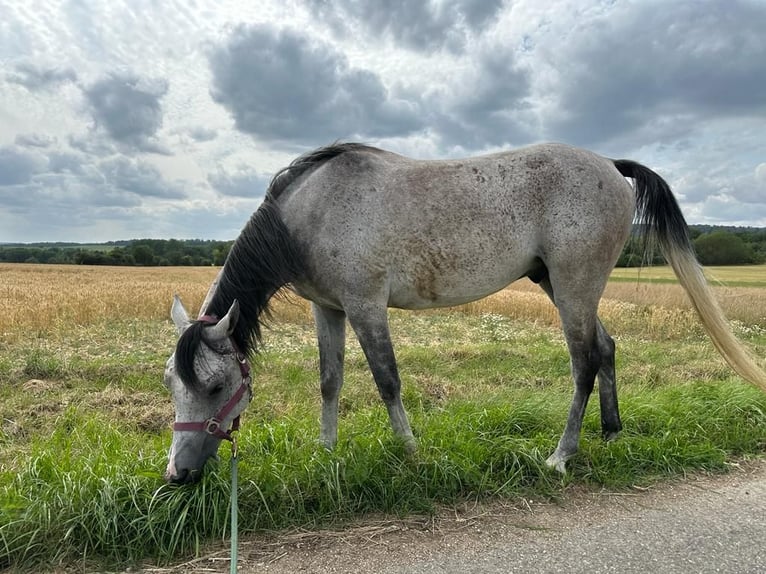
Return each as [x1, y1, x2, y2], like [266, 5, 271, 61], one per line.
[172, 314, 252, 442]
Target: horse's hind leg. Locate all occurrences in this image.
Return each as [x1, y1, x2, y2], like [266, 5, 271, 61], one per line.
[538, 277, 621, 444]
[595, 319, 621, 441]
[536, 274, 603, 473]
[345, 301, 416, 452]
[313, 303, 346, 449]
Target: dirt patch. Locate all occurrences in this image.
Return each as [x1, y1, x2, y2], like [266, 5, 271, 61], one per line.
[89, 386, 173, 433]
[2, 383, 172, 446]
[22, 378, 61, 394]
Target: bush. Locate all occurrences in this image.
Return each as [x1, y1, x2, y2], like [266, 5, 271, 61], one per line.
[694, 232, 755, 265]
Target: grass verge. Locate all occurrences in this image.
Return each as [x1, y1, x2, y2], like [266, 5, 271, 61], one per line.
[1, 353, 764, 570]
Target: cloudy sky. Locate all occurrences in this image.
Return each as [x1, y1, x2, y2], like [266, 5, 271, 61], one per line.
[1, 0, 765, 243]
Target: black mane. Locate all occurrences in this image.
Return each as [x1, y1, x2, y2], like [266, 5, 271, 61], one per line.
[267, 142, 378, 199]
[175, 142, 368, 390]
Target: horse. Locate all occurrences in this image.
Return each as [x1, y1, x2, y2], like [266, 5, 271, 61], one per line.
[163, 142, 766, 484]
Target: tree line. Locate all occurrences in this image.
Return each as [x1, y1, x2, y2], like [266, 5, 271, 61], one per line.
[0, 239, 233, 266]
[617, 226, 766, 267]
[1, 226, 765, 267]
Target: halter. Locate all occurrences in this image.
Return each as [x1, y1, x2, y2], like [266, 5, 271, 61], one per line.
[172, 314, 252, 442]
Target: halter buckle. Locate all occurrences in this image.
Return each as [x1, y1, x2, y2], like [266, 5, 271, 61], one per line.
[205, 418, 222, 435]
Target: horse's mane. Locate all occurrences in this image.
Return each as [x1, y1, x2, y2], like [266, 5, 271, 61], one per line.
[175, 142, 370, 391]
[267, 142, 378, 199]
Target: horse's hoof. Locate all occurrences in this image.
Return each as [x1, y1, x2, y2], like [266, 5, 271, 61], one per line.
[319, 437, 336, 451]
[545, 453, 567, 474]
[403, 438, 418, 456]
[603, 430, 620, 442]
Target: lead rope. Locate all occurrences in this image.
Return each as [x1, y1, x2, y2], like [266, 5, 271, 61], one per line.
[230, 436, 239, 574]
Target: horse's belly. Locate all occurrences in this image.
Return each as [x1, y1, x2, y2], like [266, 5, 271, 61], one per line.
[387, 255, 532, 310]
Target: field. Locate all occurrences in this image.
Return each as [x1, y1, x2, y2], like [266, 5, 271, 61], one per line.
[610, 264, 766, 287]
[1, 263, 765, 571]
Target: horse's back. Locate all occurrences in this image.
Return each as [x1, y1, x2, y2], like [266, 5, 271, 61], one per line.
[280, 143, 635, 309]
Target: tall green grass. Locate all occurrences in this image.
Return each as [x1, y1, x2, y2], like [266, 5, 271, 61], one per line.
[1, 381, 764, 571]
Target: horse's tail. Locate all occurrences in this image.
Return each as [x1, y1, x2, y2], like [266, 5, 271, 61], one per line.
[614, 159, 766, 392]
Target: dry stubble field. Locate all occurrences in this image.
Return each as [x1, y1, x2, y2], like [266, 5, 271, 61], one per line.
[3, 262, 765, 337]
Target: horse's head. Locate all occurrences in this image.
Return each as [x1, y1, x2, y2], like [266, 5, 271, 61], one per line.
[163, 296, 252, 484]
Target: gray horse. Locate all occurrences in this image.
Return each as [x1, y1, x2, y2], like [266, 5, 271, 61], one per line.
[163, 142, 766, 484]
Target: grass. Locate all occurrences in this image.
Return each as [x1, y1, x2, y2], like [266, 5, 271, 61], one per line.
[610, 264, 766, 287]
[0, 263, 765, 571]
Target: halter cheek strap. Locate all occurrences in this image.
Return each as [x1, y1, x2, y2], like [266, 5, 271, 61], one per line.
[172, 314, 252, 442]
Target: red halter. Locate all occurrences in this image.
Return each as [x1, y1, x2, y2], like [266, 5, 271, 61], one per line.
[172, 314, 252, 442]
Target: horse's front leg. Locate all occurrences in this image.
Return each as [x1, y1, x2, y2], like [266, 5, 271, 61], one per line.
[345, 301, 416, 453]
[313, 303, 346, 450]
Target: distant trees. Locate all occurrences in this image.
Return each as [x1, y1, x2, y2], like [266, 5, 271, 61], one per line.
[616, 226, 765, 267]
[616, 235, 665, 267]
[693, 231, 756, 265]
[131, 244, 156, 266]
[0, 239, 234, 267]
[1, 226, 764, 267]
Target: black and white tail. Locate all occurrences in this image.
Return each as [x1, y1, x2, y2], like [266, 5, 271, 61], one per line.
[614, 159, 766, 392]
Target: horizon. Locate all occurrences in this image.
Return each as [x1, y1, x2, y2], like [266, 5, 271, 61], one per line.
[3, 222, 765, 248]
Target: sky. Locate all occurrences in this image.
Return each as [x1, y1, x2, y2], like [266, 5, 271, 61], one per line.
[1, 0, 765, 243]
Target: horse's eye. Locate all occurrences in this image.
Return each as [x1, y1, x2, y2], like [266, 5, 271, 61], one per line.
[209, 385, 224, 397]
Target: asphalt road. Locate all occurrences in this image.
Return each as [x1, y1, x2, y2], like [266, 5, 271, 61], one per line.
[370, 467, 766, 574]
[158, 460, 765, 574]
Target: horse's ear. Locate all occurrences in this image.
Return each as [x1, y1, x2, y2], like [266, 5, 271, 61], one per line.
[171, 295, 191, 334]
[209, 300, 240, 340]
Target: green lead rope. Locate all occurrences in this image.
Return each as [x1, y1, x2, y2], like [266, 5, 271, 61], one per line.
[230, 437, 239, 574]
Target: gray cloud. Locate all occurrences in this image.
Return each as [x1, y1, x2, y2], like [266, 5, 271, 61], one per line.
[429, 48, 533, 148]
[676, 165, 766, 208]
[98, 156, 186, 199]
[0, 176, 142, 234]
[187, 127, 218, 142]
[0, 142, 186, 226]
[83, 72, 171, 153]
[14, 133, 57, 148]
[305, 0, 505, 53]
[0, 146, 48, 185]
[695, 195, 766, 225]
[7, 62, 78, 91]
[68, 134, 118, 157]
[0, 162, 139, 220]
[207, 168, 270, 198]
[47, 150, 88, 174]
[546, 0, 766, 147]
[208, 24, 425, 145]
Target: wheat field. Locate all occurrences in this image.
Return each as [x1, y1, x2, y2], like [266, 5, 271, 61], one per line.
[2, 263, 765, 343]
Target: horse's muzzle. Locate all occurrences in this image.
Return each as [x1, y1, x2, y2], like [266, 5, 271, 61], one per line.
[165, 467, 203, 485]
